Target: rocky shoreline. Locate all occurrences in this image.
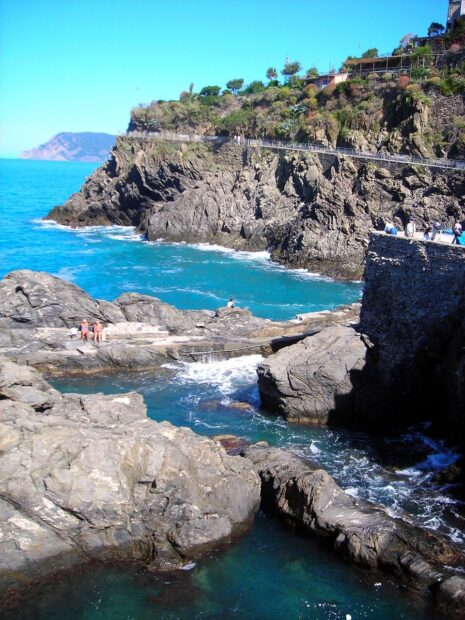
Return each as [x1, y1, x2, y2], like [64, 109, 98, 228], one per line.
[1, 354, 464, 616]
[0, 357, 261, 602]
[45, 135, 465, 280]
[0, 269, 359, 376]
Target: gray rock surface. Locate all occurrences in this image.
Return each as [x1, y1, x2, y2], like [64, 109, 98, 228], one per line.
[257, 326, 370, 424]
[0, 270, 360, 376]
[46, 136, 465, 280]
[244, 444, 465, 617]
[0, 270, 125, 329]
[0, 357, 261, 596]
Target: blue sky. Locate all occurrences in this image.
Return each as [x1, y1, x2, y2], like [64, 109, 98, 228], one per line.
[0, 0, 445, 157]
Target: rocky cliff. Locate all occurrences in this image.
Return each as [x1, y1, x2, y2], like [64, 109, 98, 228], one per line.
[46, 136, 465, 280]
[21, 132, 115, 162]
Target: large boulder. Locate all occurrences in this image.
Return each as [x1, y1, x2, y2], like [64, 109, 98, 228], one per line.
[116, 293, 210, 333]
[257, 325, 370, 424]
[0, 270, 124, 328]
[244, 444, 465, 618]
[0, 358, 260, 595]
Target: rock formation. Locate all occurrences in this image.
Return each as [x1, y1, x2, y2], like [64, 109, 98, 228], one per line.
[244, 444, 465, 618]
[258, 233, 465, 435]
[20, 132, 115, 162]
[0, 357, 261, 598]
[46, 136, 465, 280]
[257, 326, 371, 424]
[0, 270, 360, 375]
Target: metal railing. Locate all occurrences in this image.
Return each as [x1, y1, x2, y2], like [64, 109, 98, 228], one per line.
[124, 130, 465, 171]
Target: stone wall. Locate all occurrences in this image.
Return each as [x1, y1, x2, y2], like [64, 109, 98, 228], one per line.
[360, 232, 465, 436]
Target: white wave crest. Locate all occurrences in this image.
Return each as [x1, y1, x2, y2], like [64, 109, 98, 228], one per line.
[175, 354, 263, 395]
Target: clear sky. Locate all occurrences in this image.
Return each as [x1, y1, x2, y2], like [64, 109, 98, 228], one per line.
[0, 0, 445, 157]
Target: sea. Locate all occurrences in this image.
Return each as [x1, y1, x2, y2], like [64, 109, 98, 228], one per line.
[0, 158, 463, 620]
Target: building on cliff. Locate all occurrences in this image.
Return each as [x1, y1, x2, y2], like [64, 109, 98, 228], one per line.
[303, 71, 348, 89]
[448, 0, 465, 28]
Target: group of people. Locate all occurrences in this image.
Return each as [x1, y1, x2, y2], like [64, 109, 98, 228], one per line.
[69, 319, 105, 343]
[384, 218, 465, 245]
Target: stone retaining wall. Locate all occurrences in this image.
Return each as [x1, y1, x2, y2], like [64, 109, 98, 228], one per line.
[360, 232, 465, 434]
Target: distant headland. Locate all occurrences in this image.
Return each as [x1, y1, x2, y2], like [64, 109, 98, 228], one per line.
[20, 132, 115, 162]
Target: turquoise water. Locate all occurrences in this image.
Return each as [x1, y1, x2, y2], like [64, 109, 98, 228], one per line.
[0, 159, 360, 320]
[0, 159, 460, 619]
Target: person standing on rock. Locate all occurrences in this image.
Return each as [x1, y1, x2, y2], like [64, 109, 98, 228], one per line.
[452, 221, 463, 244]
[405, 217, 416, 238]
[80, 320, 89, 340]
[431, 221, 442, 242]
[227, 297, 235, 308]
[93, 320, 103, 343]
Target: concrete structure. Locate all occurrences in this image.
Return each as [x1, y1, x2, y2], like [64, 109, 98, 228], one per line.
[448, 0, 465, 28]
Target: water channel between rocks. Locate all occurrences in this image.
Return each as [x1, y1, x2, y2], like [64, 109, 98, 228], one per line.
[1, 159, 463, 619]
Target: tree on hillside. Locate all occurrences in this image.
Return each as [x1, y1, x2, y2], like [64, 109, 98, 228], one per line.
[189, 82, 194, 94]
[243, 80, 265, 94]
[428, 22, 445, 37]
[226, 78, 244, 94]
[361, 48, 379, 58]
[199, 85, 221, 97]
[281, 61, 302, 81]
[266, 67, 277, 81]
[306, 66, 319, 79]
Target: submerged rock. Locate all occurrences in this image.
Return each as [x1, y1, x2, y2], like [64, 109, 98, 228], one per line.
[244, 444, 465, 617]
[0, 357, 261, 597]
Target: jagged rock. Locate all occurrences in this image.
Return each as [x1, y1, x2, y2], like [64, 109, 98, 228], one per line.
[0, 270, 359, 376]
[257, 326, 370, 424]
[244, 444, 465, 617]
[0, 270, 124, 329]
[46, 137, 465, 280]
[116, 293, 211, 333]
[0, 357, 261, 596]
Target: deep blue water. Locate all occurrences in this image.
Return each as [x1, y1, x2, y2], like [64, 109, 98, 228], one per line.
[1, 159, 461, 619]
[0, 159, 361, 320]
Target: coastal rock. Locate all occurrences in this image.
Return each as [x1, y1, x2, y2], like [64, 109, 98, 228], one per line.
[244, 444, 465, 617]
[46, 136, 465, 280]
[0, 270, 124, 329]
[0, 357, 261, 596]
[116, 292, 210, 333]
[257, 326, 370, 424]
[0, 270, 360, 376]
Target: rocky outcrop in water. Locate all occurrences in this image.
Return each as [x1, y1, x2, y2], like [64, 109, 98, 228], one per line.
[258, 234, 465, 448]
[0, 270, 360, 375]
[244, 444, 465, 617]
[0, 357, 261, 598]
[45, 136, 465, 280]
[257, 326, 372, 425]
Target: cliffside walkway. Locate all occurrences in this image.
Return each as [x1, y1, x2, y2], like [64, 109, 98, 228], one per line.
[126, 130, 465, 172]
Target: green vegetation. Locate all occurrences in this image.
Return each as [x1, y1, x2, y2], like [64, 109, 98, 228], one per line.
[361, 48, 379, 59]
[428, 22, 445, 37]
[129, 32, 465, 159]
